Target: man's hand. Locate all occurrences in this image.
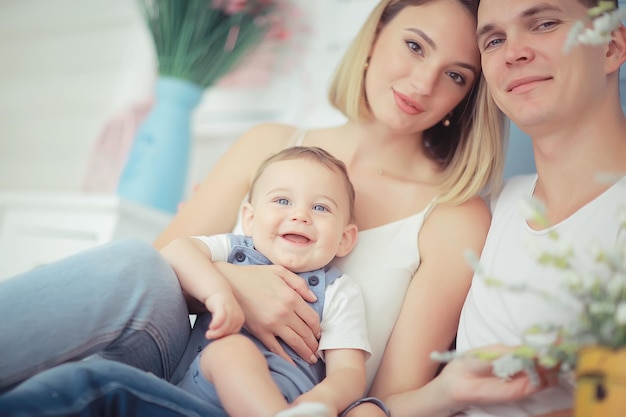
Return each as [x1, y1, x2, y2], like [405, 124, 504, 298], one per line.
[440, 345, 546, 406]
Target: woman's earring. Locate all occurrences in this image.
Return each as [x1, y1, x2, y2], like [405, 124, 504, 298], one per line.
[364, 59, 370, 71]
[442, 112, 452, 127]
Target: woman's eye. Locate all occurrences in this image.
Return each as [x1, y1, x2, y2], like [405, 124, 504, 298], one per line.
[406, 40, 424, 56]
[447, 71, 466, 86]
[312, 204, 329, 213]
[276, 198, 290, 205]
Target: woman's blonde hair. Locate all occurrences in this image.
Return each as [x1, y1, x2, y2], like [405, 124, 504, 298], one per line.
[328, 0, 507, 204]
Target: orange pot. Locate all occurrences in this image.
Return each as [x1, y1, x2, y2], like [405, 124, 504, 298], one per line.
[575, 346, 626, 417]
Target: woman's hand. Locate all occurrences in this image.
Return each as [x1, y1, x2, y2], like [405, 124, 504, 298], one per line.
[439, 345, 545, 407]
[215, 262, 322, 364]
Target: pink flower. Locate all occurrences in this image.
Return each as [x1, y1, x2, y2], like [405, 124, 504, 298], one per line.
[212, 0, 248, 15]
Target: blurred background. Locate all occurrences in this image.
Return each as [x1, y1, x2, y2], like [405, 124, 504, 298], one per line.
[0, 0, 379, 193]
[0, 0, 545, 196]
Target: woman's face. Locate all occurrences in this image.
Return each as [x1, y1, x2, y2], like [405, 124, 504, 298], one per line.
[365, 0, 480, 134]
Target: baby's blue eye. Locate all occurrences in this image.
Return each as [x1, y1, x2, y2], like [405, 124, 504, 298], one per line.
[277, 198, 290, 205]
[313, 204, 329, 212]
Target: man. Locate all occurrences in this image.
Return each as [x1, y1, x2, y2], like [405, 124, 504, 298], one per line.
[451, 0, 626, 415]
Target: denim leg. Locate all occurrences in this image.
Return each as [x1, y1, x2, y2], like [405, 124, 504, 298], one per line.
[0, 359, 226, 417]
[0, 238, 191, 390]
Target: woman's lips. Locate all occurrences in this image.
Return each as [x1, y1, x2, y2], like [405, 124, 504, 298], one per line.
[393, 89, 424, 115]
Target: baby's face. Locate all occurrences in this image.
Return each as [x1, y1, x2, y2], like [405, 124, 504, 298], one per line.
[242, 159, 355, 273]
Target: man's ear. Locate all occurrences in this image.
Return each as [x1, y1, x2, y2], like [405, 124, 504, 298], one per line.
[606, 24, 626, 73]
[241, 202, 254, 237]
[335, 223, 358, 258]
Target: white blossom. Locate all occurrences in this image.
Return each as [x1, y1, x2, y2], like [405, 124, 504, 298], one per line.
[606, 276, 626, 298]
[430, 350, 460, 363]
[520, 197, 549, 228]
[523, 330, 559, 348]
[564, 20, 585, 52]
[446, 175, 626, 382]
[615, 302, 626, 325]
[464, 249, 483, 274]
[589, 301, 616, 315]
[564, 7, 626, 52]
[491, 353, 526, 380]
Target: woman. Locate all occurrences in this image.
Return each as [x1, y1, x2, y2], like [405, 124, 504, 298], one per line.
[0, 0, 508, 415]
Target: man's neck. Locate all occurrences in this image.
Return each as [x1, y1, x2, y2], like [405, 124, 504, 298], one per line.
[529, 107, 626, 224]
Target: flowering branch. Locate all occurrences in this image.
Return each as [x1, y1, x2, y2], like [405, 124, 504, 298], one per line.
[433, 175, 626, 385]
[564, 0, 626, 52]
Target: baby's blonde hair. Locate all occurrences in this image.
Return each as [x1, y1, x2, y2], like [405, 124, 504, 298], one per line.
[249, 146, 356, 221]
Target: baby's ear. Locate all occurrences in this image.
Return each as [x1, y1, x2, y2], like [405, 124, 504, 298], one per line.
[241, 202, 255, 237]
[336, 223, 358, 257]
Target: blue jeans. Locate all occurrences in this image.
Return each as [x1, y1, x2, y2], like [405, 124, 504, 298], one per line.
[0, 239, 390, 416]
[0, 359, 225, 417]
[0, 238, 191, 391]
[0, 360, 390, 417]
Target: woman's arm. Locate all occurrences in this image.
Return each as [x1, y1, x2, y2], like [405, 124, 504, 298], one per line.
[154, 123, 290, 250]
[294, 349, 368, 416]
[368, 196, 493, 417]
[537, 411, 571, 417]
[152, 123, 322, 360]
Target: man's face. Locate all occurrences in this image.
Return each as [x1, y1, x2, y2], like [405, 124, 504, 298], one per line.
[476, 0, 607, 131]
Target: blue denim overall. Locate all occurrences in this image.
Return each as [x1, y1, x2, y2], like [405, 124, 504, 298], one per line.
[176, 234, 341, 412]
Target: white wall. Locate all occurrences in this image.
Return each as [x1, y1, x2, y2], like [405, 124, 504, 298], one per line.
[0, 0, 378, 197]
[0, 1, 147, 189]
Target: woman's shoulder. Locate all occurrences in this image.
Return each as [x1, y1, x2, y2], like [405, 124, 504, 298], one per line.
[421, 196, 491, 251]
[222, 122, 303, 167]
[236, 122, 301, 147]
[432, 196, 491, 224]
[233, 122, 344, 157]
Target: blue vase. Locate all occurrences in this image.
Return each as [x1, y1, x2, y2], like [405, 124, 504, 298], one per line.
[117, 76, 203, 213]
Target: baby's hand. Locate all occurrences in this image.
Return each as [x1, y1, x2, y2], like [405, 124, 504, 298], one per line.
[203, 291, 245, 339]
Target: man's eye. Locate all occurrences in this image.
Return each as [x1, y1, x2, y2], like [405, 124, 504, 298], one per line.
[536, 21, 559, 31]
[485, 38, 504, 50]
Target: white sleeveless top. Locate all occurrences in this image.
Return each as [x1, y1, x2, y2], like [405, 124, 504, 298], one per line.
[457, 174, 626, 416]
[233, 128, 436, 390]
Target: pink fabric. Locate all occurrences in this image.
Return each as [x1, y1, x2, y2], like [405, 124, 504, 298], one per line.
[82, 97, 154, 193]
